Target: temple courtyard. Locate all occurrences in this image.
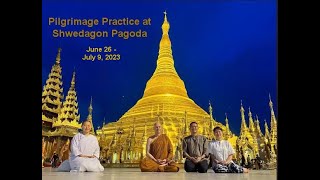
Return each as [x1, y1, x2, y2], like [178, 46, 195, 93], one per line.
[42, 167, 277, 180]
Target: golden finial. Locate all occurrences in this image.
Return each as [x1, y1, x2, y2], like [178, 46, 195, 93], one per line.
[269, 93, 271, 101]
[88, 96, 93, 112]
[225, 113, 229, 123]
[161, 10, 170, 34]
[240, 100, 245, 112]
[208, 100, 213, 116]
[269, 93, 273, 107]
[71, 70, 76, 87]
[163, 10, 167, 21]
[56, 48, 62, 64]
[86, 96, 93, 124]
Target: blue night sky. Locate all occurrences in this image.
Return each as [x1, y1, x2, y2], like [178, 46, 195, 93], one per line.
[42, 0, 277, 135]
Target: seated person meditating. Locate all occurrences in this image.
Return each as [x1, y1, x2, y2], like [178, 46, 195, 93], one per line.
[183, 122, 209, 173]
[140, 122, 179, 172]
[208, 126, 249, 173]
[57, 120, 104, 172]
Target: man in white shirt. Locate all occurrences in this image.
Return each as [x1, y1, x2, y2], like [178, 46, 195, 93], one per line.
[208, 127, 249, 173]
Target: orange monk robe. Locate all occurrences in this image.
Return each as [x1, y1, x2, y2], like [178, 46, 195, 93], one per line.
[140, 134, 179, 172]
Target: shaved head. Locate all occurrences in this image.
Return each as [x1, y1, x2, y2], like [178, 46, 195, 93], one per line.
[153, 122, 161, 135]
[154, 122, 161, 127]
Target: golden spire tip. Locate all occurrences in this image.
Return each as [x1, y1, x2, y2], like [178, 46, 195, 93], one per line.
[55, 48, 62, 63]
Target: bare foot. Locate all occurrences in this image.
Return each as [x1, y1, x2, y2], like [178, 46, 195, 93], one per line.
[243, 168, 249, 173]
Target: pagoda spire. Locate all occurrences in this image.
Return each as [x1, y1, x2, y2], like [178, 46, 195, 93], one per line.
[255, 115, 263, 138]
[225, 113, 231, 139]
[87, 96, 93, 120]
[156, 11, 175, 75]
[54, 70, 81, 129]
[264, 119, 270, 139]
[142, 11, 189, 98]
[55, 48, 62, 64]
[240, 100, 248, 133]
[70, 71, 76, 89]
[269, 94, 277, 135]
[103, 117, 106, 126]
[269, 94, 276, 117]
[42, 48, 64, 130]
[248, 107, 255, 133]
[208, 100, 214, 134]
[269, 94, 277, 151]
[209, 100, 213, 119]
[86, 96, 95, 134]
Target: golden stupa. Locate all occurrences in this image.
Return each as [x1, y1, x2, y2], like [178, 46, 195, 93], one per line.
[96, 12, 234, 164]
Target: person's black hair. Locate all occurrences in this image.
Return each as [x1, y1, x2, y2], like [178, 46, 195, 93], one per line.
[213, 126, 223, 132]
[189, 121, 198, 127]
[82, 120, 91, 126]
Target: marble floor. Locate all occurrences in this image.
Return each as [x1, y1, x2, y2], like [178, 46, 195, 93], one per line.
[42, 167, 277, 180]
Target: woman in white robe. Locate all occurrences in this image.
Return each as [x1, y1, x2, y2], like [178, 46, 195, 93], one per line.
[57, 120, 104, 172]
[208, 127, 249, 173]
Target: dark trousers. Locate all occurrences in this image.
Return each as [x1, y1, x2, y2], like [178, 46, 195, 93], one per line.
[184, 159, 208, 173]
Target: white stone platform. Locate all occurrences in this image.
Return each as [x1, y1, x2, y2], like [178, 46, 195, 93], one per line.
[42, 167, 276, 180]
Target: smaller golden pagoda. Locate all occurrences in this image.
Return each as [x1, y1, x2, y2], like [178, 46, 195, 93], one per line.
[85, 96, 95, 135]
[42, 55, 81, 163]
[42, 48, 63, 131]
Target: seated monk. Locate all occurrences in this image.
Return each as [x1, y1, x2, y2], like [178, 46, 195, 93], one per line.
[140, 122, 179, 172]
